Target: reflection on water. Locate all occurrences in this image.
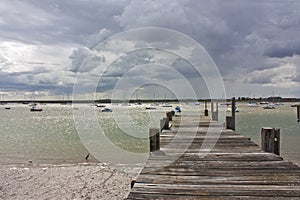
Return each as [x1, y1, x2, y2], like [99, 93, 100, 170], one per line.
[0, 102, 299, 166]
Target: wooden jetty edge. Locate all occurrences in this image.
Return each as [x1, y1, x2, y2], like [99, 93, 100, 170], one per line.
[127, 112, 300, 199]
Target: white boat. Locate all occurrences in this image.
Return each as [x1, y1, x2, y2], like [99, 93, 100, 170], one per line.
[275, 102, 284, 106]
[30, 106, 43, 112]
[248, 102, 258, 107]
[227, 107, 239, 112]
[162, 104, 172, 107]
[95, 104, 105, 107]
[29, 103, 37, 107]
[260, 101, 269, 105]
[263, 105, 275, 109]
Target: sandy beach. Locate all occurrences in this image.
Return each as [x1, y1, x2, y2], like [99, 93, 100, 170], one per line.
[0, 163, 139, 200]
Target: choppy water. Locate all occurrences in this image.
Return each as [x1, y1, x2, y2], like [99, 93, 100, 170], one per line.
[235, 102, 300, 165]
[0, 102, 299, 166]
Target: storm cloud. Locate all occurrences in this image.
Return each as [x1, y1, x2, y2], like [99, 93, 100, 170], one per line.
[0, 0, 299, 98]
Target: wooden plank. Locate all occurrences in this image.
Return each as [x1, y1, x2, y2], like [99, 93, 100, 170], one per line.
[130, 183, 300, 197]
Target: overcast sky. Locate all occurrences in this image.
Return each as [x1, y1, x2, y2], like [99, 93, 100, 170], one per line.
[0, 0, 299, 100]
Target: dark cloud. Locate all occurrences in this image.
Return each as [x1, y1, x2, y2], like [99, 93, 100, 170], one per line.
[264, 43, 300, 58]
[0, 0, 127, 45]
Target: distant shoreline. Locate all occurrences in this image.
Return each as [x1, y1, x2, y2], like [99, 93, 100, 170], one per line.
[0, 97, 299, 104]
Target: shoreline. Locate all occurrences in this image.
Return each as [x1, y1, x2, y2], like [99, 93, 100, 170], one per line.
[0, 162, 141, 200]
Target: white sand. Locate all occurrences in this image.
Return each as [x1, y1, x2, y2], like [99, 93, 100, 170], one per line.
[0, 163, 139, 200]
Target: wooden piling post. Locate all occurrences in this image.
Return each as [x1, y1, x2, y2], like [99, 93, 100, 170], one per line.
[166, 112, 173, 121]
[226, 116, 233, 130]
[160, 117, 170, 130]
[231, 97, 236, 130]
[297, 106, 300, 123]
[149, 128, 160, 152]
[204, 101, 208, 116]
[226, 98, 236, 130]
[261, 127, 280, 155]
[212, 102, 218, 121]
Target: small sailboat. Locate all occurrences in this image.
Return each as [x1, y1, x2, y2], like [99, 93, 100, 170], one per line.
[30, 106, 43, 112]
[162, 103, 172, 107]
[248, 102, 258, 107]
[95, 104, 105, 107]
[263, 105, 275, 109]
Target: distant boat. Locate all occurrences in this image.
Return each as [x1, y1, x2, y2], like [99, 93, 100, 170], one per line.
[145, 107, 156, 110]
[226, 107, 239, 112]
[260, 101, 269, 105]
[162, 104, 172, 107]
[175, 106, 181, 112]
[263, 105, 275, 109]
[135, 102, 142, 105]
[248, 102, 258, 107]
[5, 107, 11, 110]
[274, 102, 284, 106]
[95, 104, 105, 107]
[101, 108, 112, 112]
[192, 102, 200, 106]
[30, 106, 43, 112]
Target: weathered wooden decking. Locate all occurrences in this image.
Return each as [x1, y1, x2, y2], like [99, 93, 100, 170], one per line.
[127, 115, 300, 199]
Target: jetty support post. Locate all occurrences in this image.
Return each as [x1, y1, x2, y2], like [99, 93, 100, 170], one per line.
[226, 97, 236, 130]
[261, 127, 280, 155]
[204, 101, 208, 116]
[149, 128, 160, 152]
[211, 101, 219, 121]
[297, 106, 300, 123]
[160, 117, 170, 131]
[166, 111, 173, 121]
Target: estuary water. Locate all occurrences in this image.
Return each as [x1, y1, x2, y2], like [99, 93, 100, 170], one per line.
[0, 102, 299, 166]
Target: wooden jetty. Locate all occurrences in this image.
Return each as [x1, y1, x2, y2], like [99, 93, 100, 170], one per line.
[127, 113, 300, 199]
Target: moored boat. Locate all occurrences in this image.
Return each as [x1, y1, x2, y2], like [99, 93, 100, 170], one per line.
[263, 105, 275, 109]
[95, 104, 106, 107]
[162, 104, 172, 107]
[101, 108, 112, 112]
[175, 106, 181, 112]
[248, 102, 258, 107]
[145, 107, 156, 110]
[260, 101, 269, 105]
[30, 106, 43, 112]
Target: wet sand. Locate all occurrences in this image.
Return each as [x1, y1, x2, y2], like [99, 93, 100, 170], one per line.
[0, 163, 138, 200]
